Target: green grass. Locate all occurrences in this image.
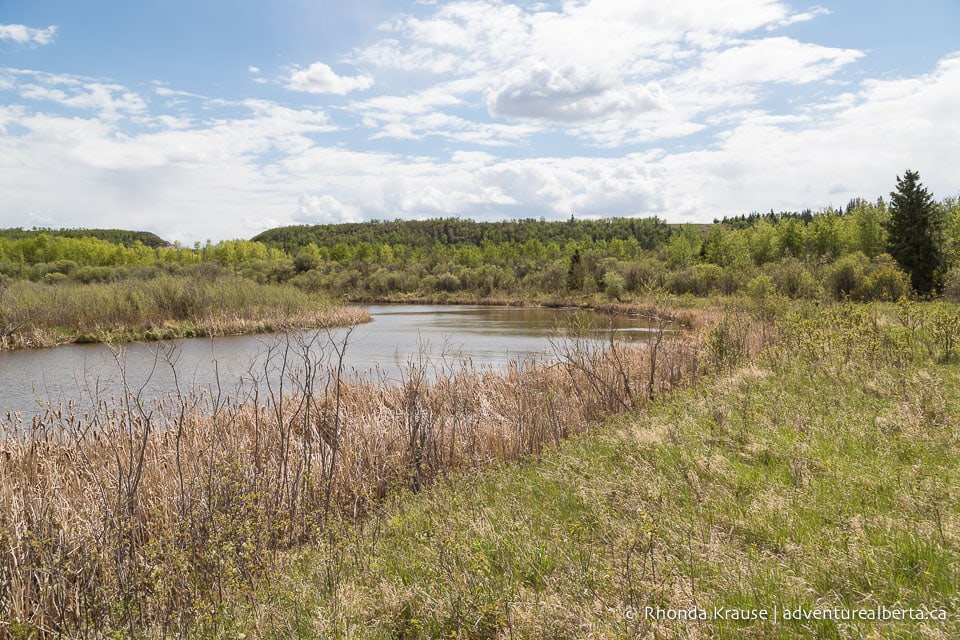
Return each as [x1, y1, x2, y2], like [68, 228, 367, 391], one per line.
[216, 305, 959, 639]
[0, 274, 366, 349]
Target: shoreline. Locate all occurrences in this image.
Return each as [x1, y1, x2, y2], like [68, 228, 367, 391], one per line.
[0, 305, 372, 351]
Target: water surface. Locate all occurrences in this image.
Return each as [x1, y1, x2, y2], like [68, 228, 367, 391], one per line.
[0, 305, 661, 422]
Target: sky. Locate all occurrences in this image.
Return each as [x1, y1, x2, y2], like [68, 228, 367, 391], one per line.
[1, 1, 958, 243]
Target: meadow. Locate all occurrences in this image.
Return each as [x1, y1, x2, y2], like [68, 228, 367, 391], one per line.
[1, 297, 957, 638]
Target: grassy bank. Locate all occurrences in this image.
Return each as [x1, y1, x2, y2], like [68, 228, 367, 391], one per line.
[213, 303, 958, 639]
[0, 305, 711, 636]
[0, 274, 369, 349]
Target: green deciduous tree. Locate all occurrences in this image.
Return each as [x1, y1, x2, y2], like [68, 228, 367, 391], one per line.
[886, 169, 944, 295]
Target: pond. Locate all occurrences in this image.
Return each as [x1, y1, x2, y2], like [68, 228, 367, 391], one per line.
[0, 305, 665, 423]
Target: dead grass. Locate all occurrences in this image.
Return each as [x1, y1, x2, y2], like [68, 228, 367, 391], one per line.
[0, 309, 721, 636]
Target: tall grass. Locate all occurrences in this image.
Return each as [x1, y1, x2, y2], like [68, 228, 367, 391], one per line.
[218, 301, 958, 639]
[0, 274, 367, 349]
[0, 310, 714, 636]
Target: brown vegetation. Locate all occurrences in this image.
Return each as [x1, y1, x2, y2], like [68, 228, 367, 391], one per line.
[0, 309, 731, 636]
[0, 275, 368, 350]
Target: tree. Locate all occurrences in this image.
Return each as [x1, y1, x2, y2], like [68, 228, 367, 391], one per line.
[887, 170, 943, 295]
[566, 248, 585, 291]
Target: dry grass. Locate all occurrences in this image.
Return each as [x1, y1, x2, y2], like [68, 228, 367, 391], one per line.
[0, 275, 369, 350]
[0, 310, 720, 636]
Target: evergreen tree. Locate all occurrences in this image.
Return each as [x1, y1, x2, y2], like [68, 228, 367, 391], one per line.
[566, 248, 585, 291]
[886, 169, 943, 295]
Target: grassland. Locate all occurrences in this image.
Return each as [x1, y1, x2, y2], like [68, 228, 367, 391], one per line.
[1, 300, 958, 638]
[0, 273, 368, 350]
[214, 303, 959, 639]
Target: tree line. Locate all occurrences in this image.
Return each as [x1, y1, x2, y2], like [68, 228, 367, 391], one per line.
[2, 171, 958, 303]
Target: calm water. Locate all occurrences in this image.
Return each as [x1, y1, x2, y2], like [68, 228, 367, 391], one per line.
[0, 305, 661, 422]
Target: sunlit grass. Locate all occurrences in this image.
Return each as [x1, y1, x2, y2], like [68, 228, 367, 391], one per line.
[0, 274, 367, 349]
[223, 301, 960, 639]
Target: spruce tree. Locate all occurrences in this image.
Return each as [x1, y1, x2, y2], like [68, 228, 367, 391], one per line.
[887, 169, 943, 295]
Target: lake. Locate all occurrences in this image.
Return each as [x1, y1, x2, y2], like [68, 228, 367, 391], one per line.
[0, 305, 663, 423]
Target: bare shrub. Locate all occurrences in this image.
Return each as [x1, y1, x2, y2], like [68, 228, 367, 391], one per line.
[0, 313, 713, 635]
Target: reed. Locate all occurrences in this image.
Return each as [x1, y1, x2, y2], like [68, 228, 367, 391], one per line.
[0, 312, 717, 636]
[0, 275, 368, 350]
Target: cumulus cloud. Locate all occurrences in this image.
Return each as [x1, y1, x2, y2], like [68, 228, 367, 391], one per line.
[486, 64, 667, 123]
[0, 24, 57, 46]
[293, 194, 362, 224]
[341, 0, 859, 145]
[286, 62, 373, 95]
[1, 3, 958, 242]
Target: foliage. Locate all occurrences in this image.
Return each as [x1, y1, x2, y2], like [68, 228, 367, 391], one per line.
[0, 227, 167, 247]
[3, 176, 960, 319]
[252, 216, 674, 254]
[887, 170, 944, 295]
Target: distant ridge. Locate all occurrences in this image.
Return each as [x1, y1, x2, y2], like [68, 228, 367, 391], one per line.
[252, 217, 673, 253]
[0, 228, 169, 248]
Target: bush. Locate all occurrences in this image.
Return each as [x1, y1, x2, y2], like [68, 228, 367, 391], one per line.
[41, 272, 68, 285]
[293, 252, 320, 273]
[290, 269, 328, 294]
[943, 266, 960, 302]
[771, 257, 819, 299]
[716, 267, 747, 295]
[665, 264, 722, 295]
[746, 274, 774, 302]
[603, 271, 625, 300]
[827, 252, 868, 300]
[861, 254, 911, 302]
[623, 259, 663, 292]
[930, 303, 960, 362]
[74, 265, 120, 284]
[435, 272, 461, 292]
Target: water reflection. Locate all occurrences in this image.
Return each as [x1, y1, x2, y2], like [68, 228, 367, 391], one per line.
[0, 305, 664, 422]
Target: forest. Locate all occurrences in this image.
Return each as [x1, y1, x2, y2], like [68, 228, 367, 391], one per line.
[2, 177, 959, 317]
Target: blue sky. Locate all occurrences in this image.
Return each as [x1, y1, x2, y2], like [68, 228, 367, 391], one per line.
[1, 1, 958, 242]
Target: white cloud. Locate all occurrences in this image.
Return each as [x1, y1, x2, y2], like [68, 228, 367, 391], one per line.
[767, 6, 831, 30]
[294, 194, 361, 224]
[1, 3, 957, 242]
[286, 62, 373, 95]
[343, 0, 855, 146]
[658, 53, 960, 218]
[0, 24, 57, 46]
[20, 81, 146, 117]
[350, 39, 460, 74]
[687, 37, 863, 86]
[486, 64, 668, 123]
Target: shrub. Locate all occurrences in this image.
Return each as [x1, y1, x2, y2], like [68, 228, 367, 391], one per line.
[293, 252, 320, 273]
[827, 252, 868, 300]
[603, 270, 625, 300]
[930, 303, 960, 362]
[716, 267, 748, 295]
[861, 254, 911, 302]
[943, 266, 960, 302]
[435, 272, 461, 292]
[74, 265, 120, 284]
[623, 259, 663, 292]
[771, 257, 819, 299]
[665, 264, 722, 296]
[41, 272, 68, 285]
[746, 274, 774, 302]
